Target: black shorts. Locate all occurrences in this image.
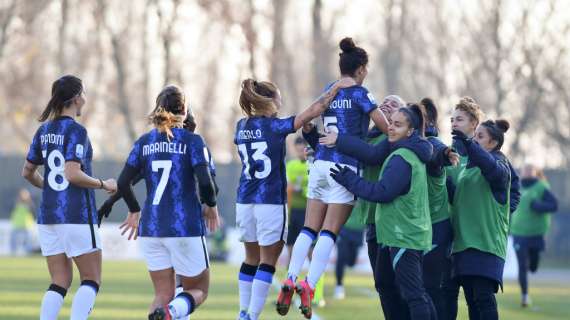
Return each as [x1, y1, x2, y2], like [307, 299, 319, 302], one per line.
[287, 208, 306, 245]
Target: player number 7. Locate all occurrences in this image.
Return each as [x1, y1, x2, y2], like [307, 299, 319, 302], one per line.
[151, 160, 172, 205]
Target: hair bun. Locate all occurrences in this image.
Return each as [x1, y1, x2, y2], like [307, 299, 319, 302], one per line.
[495, 119, 510, 133]
[339, 37, 356, 53]
[459, 96, 476, 105]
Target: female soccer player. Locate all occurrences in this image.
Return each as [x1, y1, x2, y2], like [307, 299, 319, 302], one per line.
[235, 77, 354, 320]
[277, 37, 389, 319]
[327, 103, 435, 319]
[22, 75, 117, 320]
[443, 98, 520, 320]
[117, 85, 220, 320]
[450, 119, 512, 320]
[510, 164, 558, 307]
[97, 112, 218, 226]
[306, 95, 405, 302]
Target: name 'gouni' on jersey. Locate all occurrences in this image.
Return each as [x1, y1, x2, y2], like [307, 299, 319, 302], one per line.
[26, 116, 96, 225]
[315, 84, 378, 167]
[126, 128, 210, 237]
[234, 116, 296, 204]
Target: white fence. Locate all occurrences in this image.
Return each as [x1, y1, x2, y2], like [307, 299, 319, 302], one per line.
[0, 220, 518, 279]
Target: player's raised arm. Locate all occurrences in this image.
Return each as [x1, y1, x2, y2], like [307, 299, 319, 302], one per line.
[293, 77, 357, 131]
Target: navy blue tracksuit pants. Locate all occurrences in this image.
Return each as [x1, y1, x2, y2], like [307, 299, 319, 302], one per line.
[376, 245, 437, 320]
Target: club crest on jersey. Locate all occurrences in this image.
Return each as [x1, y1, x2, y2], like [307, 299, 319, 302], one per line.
[367, 92, 376, 104]
[75, 144, 84, 159]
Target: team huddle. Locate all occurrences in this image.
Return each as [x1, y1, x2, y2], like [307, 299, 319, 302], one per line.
[21, 37, 557, 320]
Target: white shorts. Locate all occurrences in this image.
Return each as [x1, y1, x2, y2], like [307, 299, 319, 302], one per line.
[307, 160, 357, 205]
[236, 204, 288, 246]
[139, 237, 209, 277]
[38, 224, 101, 258]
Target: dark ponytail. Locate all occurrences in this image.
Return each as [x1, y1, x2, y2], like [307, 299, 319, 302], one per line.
[399, 103, 427, 137]
[38, 75, 83, 122]
[338, 37, 368, 76]
[481, 119, 510, 151]
[420, 97, 438, 131]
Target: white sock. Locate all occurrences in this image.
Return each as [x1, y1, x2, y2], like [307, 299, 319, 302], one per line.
[238, 279, 253, 312]
[248, 265, 275, 320]
[40, 285, 66, 320]
[287, 229, 316, 282]
[168, 292, 194, 319]
[70, 282, 98, 320]
[307, 232, 336, 289]
[238, 263, 257, 313]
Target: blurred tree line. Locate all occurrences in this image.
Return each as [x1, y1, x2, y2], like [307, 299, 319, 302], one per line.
[1, 0, 569, 167]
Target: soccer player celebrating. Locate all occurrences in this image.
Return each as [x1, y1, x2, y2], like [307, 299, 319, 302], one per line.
[22, 75, 117, 320]
[117, 85, 220, 320]
[97, 112, 218, 226]
[510, 164, 558, 307]
[277, 37, 388, 319]
[450, 119, 512, 320]
[326, 103, 436, 319]
[235, 77, 354, 320]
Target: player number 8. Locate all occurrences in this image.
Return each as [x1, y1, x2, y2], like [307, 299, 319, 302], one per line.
[47, 150, 70, 191]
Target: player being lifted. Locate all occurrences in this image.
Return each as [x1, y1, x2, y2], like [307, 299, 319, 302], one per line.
[234, 77, 355, 320]
[117, 85, 220, 320]
[277, 38, 388, 319]
[22, 75, 117, 320]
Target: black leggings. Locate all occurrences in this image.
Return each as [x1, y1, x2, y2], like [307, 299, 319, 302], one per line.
[440, 263, 459, 320]
[459, 276, 499, 320]
[376, 246, 436, 320]
[515, 245, 541, 295]
[423, 244, 451, 320]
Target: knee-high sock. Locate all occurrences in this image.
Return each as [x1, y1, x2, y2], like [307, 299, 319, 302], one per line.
[307, 230, 337, 289]
[168, 292, 195, 319]
[287, 227, 317, 282]
[249, 264, 276, 320]
[40, 284, 67, 320]
[238, 262, 257, 312]
[70, 280, 99, 320]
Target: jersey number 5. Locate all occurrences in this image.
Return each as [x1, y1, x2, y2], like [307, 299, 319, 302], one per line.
[151, 160, 172, 205]
[237, 142, 271, 180]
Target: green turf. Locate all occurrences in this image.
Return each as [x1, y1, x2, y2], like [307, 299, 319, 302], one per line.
[0, 257, 568, 319]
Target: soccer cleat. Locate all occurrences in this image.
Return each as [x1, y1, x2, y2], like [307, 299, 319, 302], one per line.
[276, 278, 295, 316]
[296, 280, 315, 319]
[521, 295, 532, 308]
[148, 306, 172, 320]
[237, 310, 251, 320]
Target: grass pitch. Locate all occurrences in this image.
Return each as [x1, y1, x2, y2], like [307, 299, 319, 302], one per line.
[0, 257, 568, 319]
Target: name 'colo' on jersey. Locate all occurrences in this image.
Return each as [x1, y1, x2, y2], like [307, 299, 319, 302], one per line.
[315, 85, 378, 167]
[26, 116, 96, 225]
[126, 128, 210, 237]
[234, 116, 296, 204]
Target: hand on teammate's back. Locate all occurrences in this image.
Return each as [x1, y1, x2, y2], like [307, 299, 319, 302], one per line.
[203, 206, 221, 233]
[319, 132, 338, 147]
[119, 211, 140, 240]
[102, 178, 118, 194]
[329, 163, 357, 186]
[334, 77, 357, 89]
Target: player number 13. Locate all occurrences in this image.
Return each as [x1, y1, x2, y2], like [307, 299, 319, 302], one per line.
[237, 142, 271, 180]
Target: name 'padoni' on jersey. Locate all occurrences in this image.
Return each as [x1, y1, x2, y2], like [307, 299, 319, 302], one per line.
[234, 116, 296, 205]
[315, 85, 378, 167]
[126, 128, 210, 237]
[26, 116, 96, 225]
